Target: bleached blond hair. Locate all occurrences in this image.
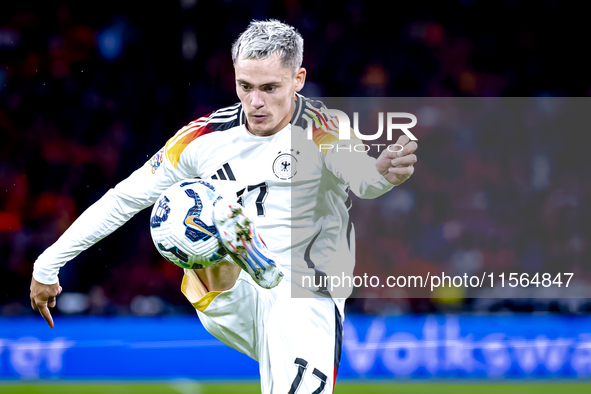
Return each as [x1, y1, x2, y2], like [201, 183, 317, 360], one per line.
[231, 20, 304, 74]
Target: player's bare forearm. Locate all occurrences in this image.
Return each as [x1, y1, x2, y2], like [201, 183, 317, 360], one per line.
[30, 277, 62, 328]
[376, 135, 418, 185]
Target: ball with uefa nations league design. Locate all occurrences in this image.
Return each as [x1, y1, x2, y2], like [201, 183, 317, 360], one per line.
[150, 179, 229, 270]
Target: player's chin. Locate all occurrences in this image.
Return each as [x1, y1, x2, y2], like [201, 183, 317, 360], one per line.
[250, 122, 275, 135]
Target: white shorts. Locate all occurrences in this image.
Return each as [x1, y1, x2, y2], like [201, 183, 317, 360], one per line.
[182, 269, 343, 394]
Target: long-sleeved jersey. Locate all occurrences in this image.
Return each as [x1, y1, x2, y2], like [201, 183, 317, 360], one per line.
[33, 93, 395, 312]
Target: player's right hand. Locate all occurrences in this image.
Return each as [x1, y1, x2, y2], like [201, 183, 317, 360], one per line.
[30, 277, 62, 329]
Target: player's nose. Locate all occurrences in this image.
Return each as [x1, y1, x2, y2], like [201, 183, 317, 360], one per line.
[250, 90, 265, 108]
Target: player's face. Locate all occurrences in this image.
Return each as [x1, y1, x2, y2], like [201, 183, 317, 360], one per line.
[235, 52, 306, 136]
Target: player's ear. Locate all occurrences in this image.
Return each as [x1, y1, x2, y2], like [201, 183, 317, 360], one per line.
[294, 68, 306, 92]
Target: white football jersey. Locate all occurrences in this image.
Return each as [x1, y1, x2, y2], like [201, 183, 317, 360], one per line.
[33, 93, 394, 312]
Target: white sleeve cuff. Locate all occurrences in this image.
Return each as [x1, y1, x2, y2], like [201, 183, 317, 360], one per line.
[33, 264, 59, 285]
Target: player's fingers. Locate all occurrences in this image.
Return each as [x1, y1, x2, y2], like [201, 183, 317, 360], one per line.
[31, 290, 36, 309]
[48, 296, 56, 308]
[395, 135, 410, 147]
[38, 303, 54, 329]
[391, 154, 417, 167]
[388, 165, 414, 176]
[396, 141, 418, 157]
[383, 141, 418, 160]
[381, 144, 405, 160]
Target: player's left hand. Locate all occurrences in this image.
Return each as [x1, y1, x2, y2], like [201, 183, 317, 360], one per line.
[376, 135, 418, 185]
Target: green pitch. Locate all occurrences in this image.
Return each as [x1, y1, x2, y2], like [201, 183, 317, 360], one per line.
[1, 382, 591, 394]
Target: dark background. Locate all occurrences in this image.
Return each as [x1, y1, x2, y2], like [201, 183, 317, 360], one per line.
[1, 0, 590, 317]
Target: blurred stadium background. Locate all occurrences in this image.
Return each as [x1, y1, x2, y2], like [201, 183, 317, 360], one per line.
[2, 0, 591, 392]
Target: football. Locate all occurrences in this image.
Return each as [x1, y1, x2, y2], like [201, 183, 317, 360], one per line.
[150, 179, 229, 270]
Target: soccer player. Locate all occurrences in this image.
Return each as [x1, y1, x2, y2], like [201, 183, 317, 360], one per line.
[30, 20, 417, 392]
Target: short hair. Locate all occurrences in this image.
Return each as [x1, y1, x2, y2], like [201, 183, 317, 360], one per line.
[231, 20, 304, 74]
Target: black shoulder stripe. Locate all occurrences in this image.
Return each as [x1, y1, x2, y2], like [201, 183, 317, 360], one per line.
[291, 93, 329, 129]
[202, 102, 242, 132]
